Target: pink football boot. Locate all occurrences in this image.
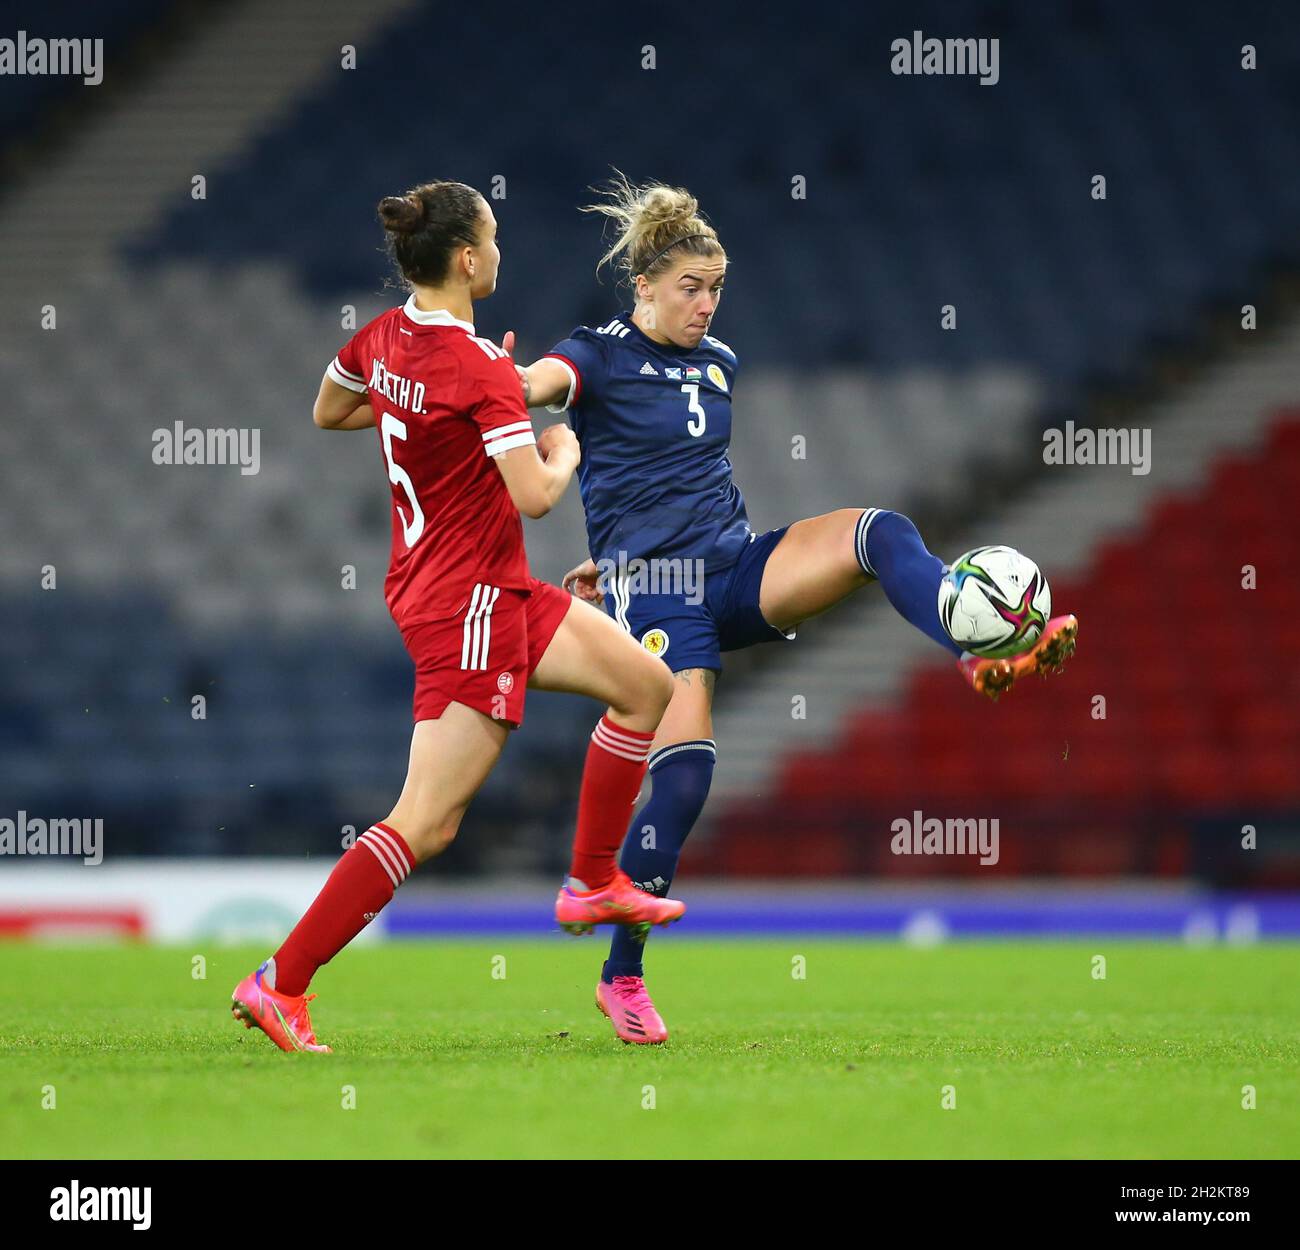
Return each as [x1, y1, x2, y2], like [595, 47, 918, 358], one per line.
[231, 961, 332, 1053]
[959, 613, 1078, 701]
[597, 976, 669, 1045]
[555, 869, 686, 937]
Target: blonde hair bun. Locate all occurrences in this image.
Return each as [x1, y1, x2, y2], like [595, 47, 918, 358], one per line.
[583, 171, 724, 279]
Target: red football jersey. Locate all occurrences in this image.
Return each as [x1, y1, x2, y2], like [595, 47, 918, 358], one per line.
[327, 296, 536, 628]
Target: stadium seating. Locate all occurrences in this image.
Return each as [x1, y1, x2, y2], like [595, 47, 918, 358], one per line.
[700, 416, 1300, 883]
[0, 1, 172, 135]
[4, 0, 1299, 874]
[127, 0, 1300, 382]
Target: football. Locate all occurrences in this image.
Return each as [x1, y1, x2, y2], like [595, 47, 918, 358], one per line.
[938, 545, 1052, 657]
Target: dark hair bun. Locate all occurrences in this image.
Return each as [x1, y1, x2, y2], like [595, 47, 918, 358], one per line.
[378, 194, 424, 235]
[378, 181, 483, 286]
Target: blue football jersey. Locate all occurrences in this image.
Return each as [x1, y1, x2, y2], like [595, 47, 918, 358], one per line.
[544, 311, 751, 573]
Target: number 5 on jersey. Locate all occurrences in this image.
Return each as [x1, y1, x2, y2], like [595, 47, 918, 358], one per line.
[381, 411, 425, 546]
[682, 383, 706, 437]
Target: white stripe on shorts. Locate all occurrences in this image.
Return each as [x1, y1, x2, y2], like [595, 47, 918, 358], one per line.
[460, 583, 501, 671]
[461, 584, 485, 670]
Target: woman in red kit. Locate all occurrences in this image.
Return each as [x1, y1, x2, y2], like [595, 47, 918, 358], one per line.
[231, 181, 683, 1053]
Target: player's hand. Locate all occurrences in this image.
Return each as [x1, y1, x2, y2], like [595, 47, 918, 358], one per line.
[563, 557, 603, 603]
[502, 329, 531, 404]
[538, 422, 579, 465]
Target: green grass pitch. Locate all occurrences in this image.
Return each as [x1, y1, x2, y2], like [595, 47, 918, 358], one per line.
[2, 939, 1296, 1159]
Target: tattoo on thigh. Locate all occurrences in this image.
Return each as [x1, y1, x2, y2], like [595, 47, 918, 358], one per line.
[673, 667, 716, 692]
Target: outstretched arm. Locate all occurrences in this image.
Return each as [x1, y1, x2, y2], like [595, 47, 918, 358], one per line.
[501, 329, 575, 410]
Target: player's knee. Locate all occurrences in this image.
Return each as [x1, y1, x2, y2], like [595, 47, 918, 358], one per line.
[611, 650, 673, 721]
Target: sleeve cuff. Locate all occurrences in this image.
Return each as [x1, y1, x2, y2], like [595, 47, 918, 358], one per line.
[542, 355, 580, 413]
[327, 357, 368, 393]
[482, 420, 536, 457]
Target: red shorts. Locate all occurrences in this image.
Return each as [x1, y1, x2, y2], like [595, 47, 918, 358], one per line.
[399, 576, 572, 728]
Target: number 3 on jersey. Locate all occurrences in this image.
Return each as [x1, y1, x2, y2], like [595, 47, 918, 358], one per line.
[381, 411, 425, 546]
[681, 383, 706, 437]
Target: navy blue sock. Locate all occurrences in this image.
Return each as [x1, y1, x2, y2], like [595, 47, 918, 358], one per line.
[602, 740, 716, 982]
[856, 508, 962, 657]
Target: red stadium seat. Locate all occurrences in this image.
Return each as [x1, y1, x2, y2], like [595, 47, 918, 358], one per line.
[709, 420, 1300, 875]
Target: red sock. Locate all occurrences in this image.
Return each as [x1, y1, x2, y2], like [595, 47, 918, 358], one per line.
[569, 716, 655, 891]
[270, 822, 415, 996]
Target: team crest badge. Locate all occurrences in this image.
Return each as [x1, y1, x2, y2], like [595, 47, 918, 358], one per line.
[707, 363, 727, 391]
[497, 672, 515, 693]
[640, 628, 670, 657]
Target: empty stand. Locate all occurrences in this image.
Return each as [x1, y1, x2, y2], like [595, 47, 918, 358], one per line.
[704, 415, 1300, 883]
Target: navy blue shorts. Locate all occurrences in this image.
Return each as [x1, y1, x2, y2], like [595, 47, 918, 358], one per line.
[602, 526, 795, 672]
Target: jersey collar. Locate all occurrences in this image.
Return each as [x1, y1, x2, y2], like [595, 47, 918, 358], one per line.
[402, 295, 474, 332]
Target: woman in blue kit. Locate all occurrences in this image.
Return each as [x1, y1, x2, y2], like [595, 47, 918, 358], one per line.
[509, 176, 1077, 1043]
